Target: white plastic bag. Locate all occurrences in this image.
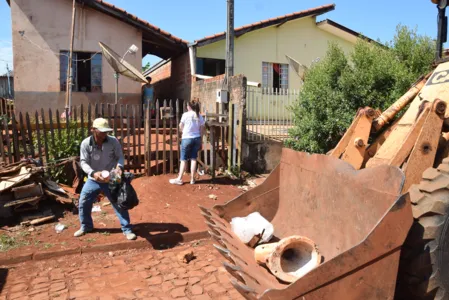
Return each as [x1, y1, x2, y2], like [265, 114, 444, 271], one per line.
[230, 212, 274, 244]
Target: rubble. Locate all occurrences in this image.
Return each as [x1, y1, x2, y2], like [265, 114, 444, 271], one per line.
[0, 159, 78, 225]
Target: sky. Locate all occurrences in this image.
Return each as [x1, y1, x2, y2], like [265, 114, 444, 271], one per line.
[0, 0, 442, 75]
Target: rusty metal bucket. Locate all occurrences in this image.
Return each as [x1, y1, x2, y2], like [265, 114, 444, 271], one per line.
[200, 148, 413, 299]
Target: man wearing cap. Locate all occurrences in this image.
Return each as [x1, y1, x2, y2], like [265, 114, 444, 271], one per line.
[76, 118, 137, 240]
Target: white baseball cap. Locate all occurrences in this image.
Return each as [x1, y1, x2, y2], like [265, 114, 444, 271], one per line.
[92, 118, 113, 132]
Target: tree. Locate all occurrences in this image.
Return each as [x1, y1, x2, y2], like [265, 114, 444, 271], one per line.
[142, 62, 150, 72]
[285, 25, 435, 154]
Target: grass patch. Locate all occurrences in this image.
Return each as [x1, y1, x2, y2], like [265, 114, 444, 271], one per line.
[0, 234, 29, 252]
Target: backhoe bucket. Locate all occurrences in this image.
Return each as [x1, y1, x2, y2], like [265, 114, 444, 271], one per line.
[200, 148, 413, 300]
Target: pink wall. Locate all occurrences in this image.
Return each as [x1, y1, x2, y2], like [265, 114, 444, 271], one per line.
[11, 0, 143, 113]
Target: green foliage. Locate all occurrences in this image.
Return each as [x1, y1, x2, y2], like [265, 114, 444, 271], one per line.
[142, 62, 151, 72]
[286, 25, 435, 154]
[0, 234, 29, 252]
[35, 121, 88, 184]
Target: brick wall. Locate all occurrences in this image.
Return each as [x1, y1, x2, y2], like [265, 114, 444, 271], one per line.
[147, 51, 192, 102]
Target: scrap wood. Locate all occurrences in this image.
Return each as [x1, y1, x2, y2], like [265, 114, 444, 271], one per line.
[0, 167, 32, 192]
[20, 208, 53, 222]
[3, 196, 41, 208]
[43, 189, 73, 204]
[21, 215, 55, 226]
[0, 162, 27, 177]
[43, 179, 67, 195]
[12, 182, 43, 199]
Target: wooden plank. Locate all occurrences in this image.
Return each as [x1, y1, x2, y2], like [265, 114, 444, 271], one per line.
[126, 105, 131, 172]
[155, 100, 160, 174]
[176, 99, 180, 171]
[49, 109, 56, 156]
[35, 111, 43, 164]
[11, 113, 20, 162]
[144, 104, 151, 176]
[107, 104, 111, 128]
[137, 103, 142, 173]
[132, 105, 137, 173]
[0, 119, 6, 163]
[120, 105, 125, 158]
[211, 125, 215, 180]
[101, 103, 105, 118]
[18, 113, 28, 159]
[41, 108, 49, 164]
[162, 100, 167, 174]
[95, 103, 99, 118]
[65, 108, 70, 146]
[80, 104, 85, 141]
[148, 104, 152, 176]
[3, 118, 12, 164]
[26, 113, 35, 158]
[87, 104, 92, 131]
[169, 100, 174, 174]
[56, 109, 62, 141]
[73, 105, 78, 137]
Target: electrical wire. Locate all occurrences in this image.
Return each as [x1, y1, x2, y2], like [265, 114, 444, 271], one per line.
[20, 33, 101, 62]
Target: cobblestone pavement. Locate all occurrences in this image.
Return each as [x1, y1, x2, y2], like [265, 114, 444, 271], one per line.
[0, 239, 244, 300]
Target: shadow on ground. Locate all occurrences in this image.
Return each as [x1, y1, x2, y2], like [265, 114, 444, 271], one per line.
[0, 268, 8, 294]
[92, 222, 190, 250]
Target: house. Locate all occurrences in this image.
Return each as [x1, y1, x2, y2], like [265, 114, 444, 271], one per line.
[147, 3, 378, 95]
[6, 0, 187, 114]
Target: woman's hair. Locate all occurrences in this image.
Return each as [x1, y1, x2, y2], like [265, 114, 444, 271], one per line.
[188, 98, 201, 118]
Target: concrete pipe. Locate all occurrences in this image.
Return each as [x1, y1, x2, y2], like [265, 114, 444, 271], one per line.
[254, 235, 321, 283]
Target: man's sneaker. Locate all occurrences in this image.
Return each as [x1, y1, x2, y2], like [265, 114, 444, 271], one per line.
[169, 178, 183, 185]
[125, 232, 137, 240]
[74, 229, 90, 237]
[190, 179, 195, 184]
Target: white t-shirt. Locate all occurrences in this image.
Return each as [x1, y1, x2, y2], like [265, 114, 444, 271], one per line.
[180, 110, 205, 139]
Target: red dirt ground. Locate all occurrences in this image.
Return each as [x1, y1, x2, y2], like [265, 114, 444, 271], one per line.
[0, 174, 250, 260]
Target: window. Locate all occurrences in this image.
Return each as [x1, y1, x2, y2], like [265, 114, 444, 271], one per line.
[262, 62, 289, 91]
[60, 51, 102, 92]
[196, 57, 225, 77]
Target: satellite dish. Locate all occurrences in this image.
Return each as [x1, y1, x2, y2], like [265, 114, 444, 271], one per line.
[99, 42, 148, 104]
[285, 54, 308, 81]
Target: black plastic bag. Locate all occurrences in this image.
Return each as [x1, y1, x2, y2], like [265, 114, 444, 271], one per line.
[109, 172, 139, 210]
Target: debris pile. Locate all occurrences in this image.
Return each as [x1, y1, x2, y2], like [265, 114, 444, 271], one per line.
[0, 159, 78, 225]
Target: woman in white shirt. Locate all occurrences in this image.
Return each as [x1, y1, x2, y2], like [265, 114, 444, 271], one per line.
[169, 99, 205, 185]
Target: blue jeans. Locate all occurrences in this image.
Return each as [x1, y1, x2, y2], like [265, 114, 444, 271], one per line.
[180, 137, 201, 161]
[78, 179, 132, 234]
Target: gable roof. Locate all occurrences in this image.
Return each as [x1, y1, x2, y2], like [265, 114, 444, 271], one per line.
[316, 19, 381, 46]
[194, 4, 336, 47]
[5, 0, 188, 59]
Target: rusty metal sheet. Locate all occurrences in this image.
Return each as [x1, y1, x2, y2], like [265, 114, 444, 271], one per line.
[202, 148, 412, 299]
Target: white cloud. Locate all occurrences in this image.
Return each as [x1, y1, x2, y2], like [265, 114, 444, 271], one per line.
[0, 40, 13, 76]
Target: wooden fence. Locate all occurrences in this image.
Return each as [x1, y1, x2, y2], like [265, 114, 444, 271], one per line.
[0, 100, 229, 179]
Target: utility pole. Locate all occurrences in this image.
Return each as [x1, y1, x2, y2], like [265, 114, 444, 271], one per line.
[225, 0, 234, 87]
[225, 0, 235, 172]
[65, 0, 76, 114]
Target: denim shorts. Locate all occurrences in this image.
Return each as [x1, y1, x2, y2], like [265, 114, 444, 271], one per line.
[180, 137, 201, 161]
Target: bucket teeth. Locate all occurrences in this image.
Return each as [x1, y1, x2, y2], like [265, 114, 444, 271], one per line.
[230, 278, 257, 300]
[224, 262, 260, 286]
[202, 213, 215, 224]
[198, 205, 211, 216]
[223, 261, 245, 283]
[209, 231, 226, 248]
[206, 223, 221, 237]
[213, 244, 235, 264]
